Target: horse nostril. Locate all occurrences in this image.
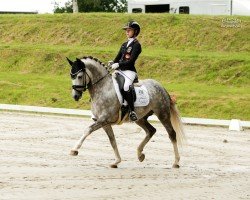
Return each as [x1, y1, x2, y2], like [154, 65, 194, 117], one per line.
[74, 95, 79, 101]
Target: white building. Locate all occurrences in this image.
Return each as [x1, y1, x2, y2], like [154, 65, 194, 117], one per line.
[128, 0, 250, 15]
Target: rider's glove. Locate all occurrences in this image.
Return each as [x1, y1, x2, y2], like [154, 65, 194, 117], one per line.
[111, 63, 119, 70]
[108, 60, 114, 67]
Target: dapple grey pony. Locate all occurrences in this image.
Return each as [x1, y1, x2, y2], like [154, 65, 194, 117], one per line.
[67, 56, 186, 168]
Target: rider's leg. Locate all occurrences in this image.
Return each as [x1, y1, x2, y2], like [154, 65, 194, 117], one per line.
[122, 71, 137, 121]
[117, 70, 136, 91]
[124, 87, 138, 121]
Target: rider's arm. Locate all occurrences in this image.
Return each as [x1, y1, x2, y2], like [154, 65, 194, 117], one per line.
[113, 45, 123, 63]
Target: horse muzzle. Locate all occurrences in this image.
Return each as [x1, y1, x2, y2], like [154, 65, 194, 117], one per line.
[73, 94, 81, 101]
[72, 90, 82, 101]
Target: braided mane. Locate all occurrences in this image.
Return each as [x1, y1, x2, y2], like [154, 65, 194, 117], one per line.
[81, 56, 111, 72]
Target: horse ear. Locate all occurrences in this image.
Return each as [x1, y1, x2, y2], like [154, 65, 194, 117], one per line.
[76, 58, 82, 63]
[66, 57, 73, 66]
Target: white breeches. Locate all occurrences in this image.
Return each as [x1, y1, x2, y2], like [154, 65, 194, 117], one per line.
[116, 70, 136, 91]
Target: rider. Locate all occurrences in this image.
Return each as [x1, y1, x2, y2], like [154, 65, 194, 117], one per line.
[111, 20, 142, 121]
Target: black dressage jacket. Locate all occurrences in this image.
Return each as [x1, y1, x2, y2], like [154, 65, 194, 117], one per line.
[113, 39, 142, 73]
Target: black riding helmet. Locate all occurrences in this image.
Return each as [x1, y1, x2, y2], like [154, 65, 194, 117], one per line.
[122, 20, 140, 37]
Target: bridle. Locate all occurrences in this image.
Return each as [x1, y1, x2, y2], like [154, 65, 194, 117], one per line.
[71, 69, 90, 93]
[71, 68, 109, 93]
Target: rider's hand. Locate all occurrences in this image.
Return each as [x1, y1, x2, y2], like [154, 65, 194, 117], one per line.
[108, 60, 114, 67]
[111, 63, 119, 70]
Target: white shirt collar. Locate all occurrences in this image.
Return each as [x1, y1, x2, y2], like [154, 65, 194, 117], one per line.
[127, 37, 135, 47]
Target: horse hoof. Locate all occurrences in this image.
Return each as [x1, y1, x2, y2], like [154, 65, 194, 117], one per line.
[172, 164, 180, 168]
[110, 164, 118, 168]
[70, 150, 78, 156]
[138, 154, 145, 162]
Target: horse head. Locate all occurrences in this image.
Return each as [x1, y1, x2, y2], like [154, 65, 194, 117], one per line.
[66, 57, 90, 101]
[67, 56, 110, 101]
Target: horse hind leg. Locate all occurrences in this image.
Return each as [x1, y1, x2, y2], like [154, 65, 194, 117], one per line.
[157, 113, 180, 168]
[136, 116, 156, 162]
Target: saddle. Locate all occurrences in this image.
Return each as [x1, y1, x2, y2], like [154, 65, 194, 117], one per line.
[112, 73, 150, 124]
[115, 73, 137, 103]
[114, 73, 137, 124]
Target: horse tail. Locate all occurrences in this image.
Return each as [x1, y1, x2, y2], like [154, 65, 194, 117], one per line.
[170, 102, 187, 147]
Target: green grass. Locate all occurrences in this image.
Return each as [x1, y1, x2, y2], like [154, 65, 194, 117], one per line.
[0, 72, 90, 109]
[163, 83, 250, 120]
[0, 13, 249, 120]
[0, 71, 248, 120]
[0, 13, 249, 51]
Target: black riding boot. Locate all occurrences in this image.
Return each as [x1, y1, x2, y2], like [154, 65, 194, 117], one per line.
[124, 89, 138, 121]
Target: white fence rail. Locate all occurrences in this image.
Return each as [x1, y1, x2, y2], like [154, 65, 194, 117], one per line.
[0, 104, 249, 130]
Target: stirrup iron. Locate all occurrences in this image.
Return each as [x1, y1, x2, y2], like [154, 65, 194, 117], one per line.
[129, 111, 138, 121]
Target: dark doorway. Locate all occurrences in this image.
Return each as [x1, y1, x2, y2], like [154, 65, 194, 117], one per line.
[132, 8, 143, 13]
[145, 4, 170, 13]
[179, 6, 190, 14]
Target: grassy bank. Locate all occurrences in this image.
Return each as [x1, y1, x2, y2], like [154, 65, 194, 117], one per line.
[0, 13, 249, 120]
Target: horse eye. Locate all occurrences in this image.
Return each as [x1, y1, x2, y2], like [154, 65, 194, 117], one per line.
[71, 75, 76, 79]
[78, 75, 83, 79]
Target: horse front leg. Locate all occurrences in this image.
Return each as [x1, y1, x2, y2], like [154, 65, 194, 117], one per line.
[103, 125, 121, 168]
[70, 121, 105, 156]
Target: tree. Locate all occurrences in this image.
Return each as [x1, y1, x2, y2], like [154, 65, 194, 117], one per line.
[99, 0, 127, 12]
[54, 0, 127, 13]
[54, 1, 73, 13]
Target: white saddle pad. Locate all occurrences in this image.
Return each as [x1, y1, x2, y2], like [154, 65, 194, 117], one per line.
[112, 76, 150, 107]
